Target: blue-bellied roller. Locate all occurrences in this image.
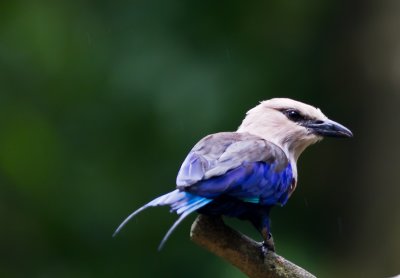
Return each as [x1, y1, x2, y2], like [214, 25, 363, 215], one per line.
[114, 98, 352, 252]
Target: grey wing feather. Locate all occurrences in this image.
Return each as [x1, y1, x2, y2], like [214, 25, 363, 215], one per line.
[176, 132, 288, 188]
[204, 139, 268, 178]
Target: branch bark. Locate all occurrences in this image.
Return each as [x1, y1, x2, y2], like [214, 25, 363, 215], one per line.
[190, 215, 316, 278]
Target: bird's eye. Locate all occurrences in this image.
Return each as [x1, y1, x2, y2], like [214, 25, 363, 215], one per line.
[284, 109, 304, 122]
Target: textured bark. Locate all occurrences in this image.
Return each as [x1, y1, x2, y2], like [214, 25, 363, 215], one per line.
[190, 215, 316, 278]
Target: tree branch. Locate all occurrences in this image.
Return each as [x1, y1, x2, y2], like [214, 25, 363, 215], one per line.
[190, 215, 316, 278]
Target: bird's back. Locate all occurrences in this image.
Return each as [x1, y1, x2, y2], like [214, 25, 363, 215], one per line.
[177, 132, 294, 208]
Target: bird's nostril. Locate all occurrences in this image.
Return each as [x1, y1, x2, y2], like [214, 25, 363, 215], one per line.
[314, 120, 324, 124]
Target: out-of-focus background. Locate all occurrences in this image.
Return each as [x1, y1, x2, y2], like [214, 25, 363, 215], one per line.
[1, 1, 400, 277]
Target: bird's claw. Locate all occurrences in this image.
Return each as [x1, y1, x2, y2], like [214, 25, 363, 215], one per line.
[261, 242, 269, 257]
[260, 233, 275, 258]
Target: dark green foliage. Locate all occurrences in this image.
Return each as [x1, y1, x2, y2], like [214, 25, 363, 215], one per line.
[0, 1, 398, 277]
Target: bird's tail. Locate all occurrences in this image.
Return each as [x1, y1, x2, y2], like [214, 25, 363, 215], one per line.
[113, 189, 212, 250]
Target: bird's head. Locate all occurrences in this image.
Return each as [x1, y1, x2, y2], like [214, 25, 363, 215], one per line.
[238, 98, 352, 161]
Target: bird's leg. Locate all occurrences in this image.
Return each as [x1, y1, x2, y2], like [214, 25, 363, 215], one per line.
[248, 208, 274, 256]
[261, 228, 275, 256]
[258, 214, 275, 257]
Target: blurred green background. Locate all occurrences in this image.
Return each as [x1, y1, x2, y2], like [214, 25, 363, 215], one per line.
[1, 1, 400, 277]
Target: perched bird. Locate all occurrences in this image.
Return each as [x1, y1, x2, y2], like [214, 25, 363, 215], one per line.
[114, 98, 352, 252]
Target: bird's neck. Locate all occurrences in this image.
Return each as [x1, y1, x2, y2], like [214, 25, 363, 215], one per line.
[281, 144, 299, 181]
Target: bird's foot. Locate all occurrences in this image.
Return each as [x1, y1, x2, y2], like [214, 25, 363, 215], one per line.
[260, 233, 275, 257]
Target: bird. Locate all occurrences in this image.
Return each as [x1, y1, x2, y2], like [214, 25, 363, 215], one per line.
[113, 98, 352, 253]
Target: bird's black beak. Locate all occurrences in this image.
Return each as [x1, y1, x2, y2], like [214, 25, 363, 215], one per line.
[305, 119, 353, 138]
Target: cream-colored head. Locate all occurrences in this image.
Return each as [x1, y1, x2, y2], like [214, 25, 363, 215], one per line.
[237, 98, 352, 162]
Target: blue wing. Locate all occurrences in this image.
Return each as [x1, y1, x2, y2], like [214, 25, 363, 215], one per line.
[186, 162, 293, 206]
[176, 132, 294, 206]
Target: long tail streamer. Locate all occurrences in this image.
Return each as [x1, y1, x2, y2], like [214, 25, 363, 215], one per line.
[113, 189, 212, 249]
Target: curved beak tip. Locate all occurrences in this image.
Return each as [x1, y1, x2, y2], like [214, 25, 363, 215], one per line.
[330, 120, 353, 138]
[341, 128, 353, 138]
